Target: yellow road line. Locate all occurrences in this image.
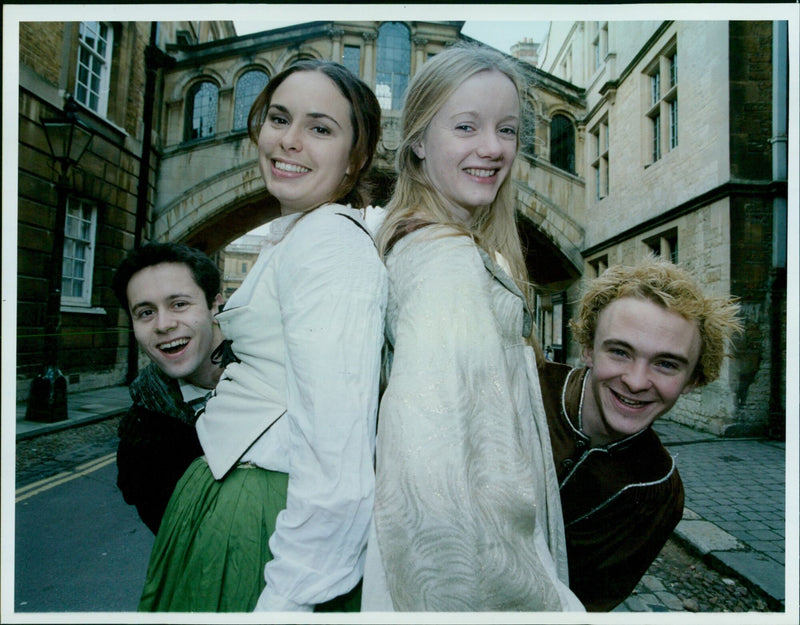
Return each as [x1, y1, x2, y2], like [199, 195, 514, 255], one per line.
[15, 472, 73, 495]
[75, 452, 117, 472]
[16, 452, 117, 503]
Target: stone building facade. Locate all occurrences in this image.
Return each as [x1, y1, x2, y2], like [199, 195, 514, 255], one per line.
[536, 21, 787, 437]
[16, 19, 787, 437]
[16, 20, 235, 399]
[15, 19, 464, 399]
[219, 234, 263, 300]
[152, 21, 463, 252]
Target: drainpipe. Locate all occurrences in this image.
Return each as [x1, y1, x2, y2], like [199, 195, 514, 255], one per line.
[126, 22, 175, 383]
[769, 20, 787, 439]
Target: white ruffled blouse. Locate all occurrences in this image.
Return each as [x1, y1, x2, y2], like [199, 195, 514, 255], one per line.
[196, 204, 388, 611]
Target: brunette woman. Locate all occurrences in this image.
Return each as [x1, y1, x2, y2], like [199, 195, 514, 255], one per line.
[139, 60, 386, 612]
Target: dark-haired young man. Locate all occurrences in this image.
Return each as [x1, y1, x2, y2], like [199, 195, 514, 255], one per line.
[112, 243, 228, 533]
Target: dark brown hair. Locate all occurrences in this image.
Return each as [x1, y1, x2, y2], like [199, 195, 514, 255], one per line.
[112, 243, 220, 315]
[247, 59, 381, 208]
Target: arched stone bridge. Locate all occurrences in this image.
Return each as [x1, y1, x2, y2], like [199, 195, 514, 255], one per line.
[151, 125, 584, 289]
[148, 22, 585, 290]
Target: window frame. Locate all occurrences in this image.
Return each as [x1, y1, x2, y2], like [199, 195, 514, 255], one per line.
[645, 41, 678, 165]
[592, 24, 601, 71]
[650, 69, 661, 107]
[376, 22, 411, 111]
[644, 227, 679, 264]
[590, 117, 609, 200]
[233, 69, 269, 131]
[591, 21, 608, 73]
[652, 110, 661, 162]
[588, 254, 609, 278]
[186, 80, 219, 141]
[74, 21, 114, 117]
[61, 196, 98, 310]
[550, 113, 576, 174]
[343, 44, 362, 77]
[669, 98, 679, 150]
[560, 45, 573, 82]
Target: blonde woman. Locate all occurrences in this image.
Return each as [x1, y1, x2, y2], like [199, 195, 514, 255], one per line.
[362, 45, 583, 612]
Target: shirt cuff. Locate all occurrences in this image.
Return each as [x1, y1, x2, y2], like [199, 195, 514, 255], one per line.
[254, 586, 315, 612]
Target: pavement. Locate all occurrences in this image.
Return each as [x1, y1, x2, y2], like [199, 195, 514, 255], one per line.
[16, 384, 132, 440]
[15, 385, 789, 613]
[615, 419, 787, 613]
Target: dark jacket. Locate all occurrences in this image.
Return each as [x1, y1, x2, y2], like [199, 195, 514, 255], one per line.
[540, 362, 685, 611]
[116, 363, 205, 534]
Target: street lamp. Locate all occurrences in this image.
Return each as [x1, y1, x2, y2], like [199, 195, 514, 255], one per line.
[26, 94, 95, 423]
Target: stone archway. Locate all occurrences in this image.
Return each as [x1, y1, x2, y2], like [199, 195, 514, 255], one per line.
[518, 214, 581, 293]
[180, 190, 280, 255]
[153, 156, 264, 248]
[154, 162, 398, 255]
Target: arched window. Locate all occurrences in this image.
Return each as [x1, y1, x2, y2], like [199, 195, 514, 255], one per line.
[186, 81, 218, 140]
[376, 22, 410, 110]
[550, 114, 575, 173]
[233, 70, 269, 130]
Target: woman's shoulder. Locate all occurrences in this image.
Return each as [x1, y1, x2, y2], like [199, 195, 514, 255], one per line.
[390, 224, 480, 270]
[387, 226, 487, 297]
[295, 203, 361, 225]
[287, 204, 377, 250]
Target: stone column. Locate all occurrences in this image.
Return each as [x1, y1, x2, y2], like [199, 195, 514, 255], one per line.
[218, 86, 234, 135]
[412, 36, 428, 73]
[328, 27, 344, 63]
[362, 31, 377, 87]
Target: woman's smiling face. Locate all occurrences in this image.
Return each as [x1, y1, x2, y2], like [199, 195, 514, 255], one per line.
[257, 70, 354, 214]
[413, 70, 520, 224]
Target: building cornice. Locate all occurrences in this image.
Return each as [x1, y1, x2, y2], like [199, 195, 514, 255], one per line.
[167, 22, 337, 67]
[615, 21, 675, 86]
[582, 180, 787, 258]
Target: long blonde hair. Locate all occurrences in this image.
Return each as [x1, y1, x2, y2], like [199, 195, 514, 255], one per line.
[376, 44, 532, 305]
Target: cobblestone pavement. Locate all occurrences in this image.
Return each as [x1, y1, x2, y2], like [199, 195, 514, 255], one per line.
[621, 537, 773, 612]
[670, 438, 786, 567]
[15, 417, 122, 488]
[16, 417, 777, 613]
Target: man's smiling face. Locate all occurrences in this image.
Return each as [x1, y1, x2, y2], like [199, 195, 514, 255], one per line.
[581, 296, 702, 446]
[127, 262, 222, 388]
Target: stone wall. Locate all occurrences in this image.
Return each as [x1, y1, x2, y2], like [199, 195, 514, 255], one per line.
[724, 22, 776, 436]
[728, 194, 776, 436]
[18, 22, 163, 398]
[19, 22, 64, 88]
[582, 22, 733, 248]
[570, 22, 779, 436]
[17, 87, 133, 397]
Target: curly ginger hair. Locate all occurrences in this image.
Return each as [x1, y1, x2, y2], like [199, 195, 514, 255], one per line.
[570, 256, 743, 386]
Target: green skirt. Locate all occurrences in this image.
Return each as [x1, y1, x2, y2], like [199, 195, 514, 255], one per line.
[138, 457, 361, 612]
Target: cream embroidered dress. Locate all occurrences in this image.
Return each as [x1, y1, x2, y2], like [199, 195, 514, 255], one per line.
[362, 226, 584, 612]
